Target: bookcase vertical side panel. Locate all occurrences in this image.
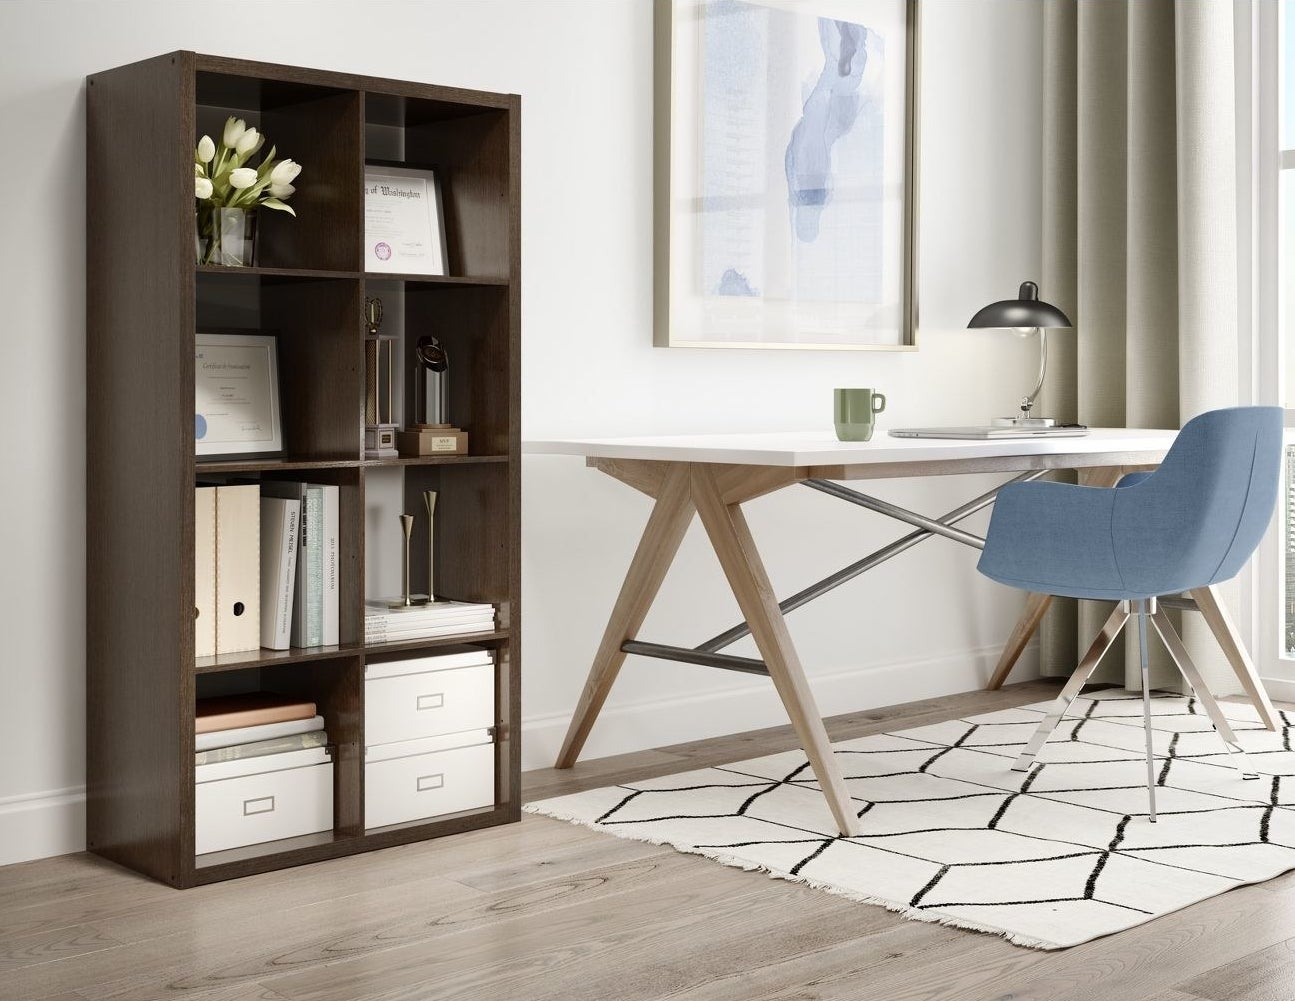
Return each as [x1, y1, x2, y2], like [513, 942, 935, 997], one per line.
[86, 53, 195, 885]
[505, 97, 521, 815]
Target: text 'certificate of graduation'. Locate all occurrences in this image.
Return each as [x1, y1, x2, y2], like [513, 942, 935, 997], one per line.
[194, 333, 283, 458]
[365, 166, 447, 275]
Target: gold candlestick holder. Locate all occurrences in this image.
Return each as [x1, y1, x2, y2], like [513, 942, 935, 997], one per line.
[424, 489, 438, 601]
[386, 513, 430, 608]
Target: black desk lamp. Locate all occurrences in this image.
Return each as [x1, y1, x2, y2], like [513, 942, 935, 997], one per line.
[968, 281, 1073, 427]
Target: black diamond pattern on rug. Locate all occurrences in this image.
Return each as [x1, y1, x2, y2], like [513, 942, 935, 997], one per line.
[527, 691, 1295, 949]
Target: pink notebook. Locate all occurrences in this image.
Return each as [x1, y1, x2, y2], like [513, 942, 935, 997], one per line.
[195, 693, 318, 735]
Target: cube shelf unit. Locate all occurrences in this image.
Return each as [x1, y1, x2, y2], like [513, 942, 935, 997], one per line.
[86, 52, 520, 887]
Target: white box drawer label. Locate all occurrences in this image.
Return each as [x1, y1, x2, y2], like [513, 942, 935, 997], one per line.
[366, 662, 493, 745]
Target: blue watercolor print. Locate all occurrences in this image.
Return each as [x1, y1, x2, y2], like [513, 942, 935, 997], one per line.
[699, 1, 884, 305]
[785, 19, 869, 242]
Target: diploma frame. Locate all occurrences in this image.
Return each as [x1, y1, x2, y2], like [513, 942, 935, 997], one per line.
[194, 331, 285, 459]
[364, 162, 450, 276]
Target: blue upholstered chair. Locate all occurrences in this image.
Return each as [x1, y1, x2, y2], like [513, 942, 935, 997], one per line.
[977, 406, 1283, 821]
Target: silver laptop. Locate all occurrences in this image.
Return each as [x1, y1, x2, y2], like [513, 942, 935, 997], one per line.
[889, 425, 1089, 440]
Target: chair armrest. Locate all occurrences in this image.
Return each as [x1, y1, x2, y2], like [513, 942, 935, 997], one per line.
[977, 481, 1122, 597]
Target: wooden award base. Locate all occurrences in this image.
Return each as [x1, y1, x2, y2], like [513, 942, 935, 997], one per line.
[397, 424, 469, 457]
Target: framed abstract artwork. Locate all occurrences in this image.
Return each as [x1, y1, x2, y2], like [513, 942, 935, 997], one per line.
[654, 0, 918, 350]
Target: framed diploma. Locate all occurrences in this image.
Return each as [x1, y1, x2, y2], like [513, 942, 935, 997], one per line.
[194, 332, 284, 459]
[364, 164, 448, 275]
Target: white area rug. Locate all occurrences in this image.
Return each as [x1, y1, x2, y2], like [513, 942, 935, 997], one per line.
[525, 691, 1295, 949]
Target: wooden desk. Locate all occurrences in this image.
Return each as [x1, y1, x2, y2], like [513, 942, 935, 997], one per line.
[525, 429, 1213, 836]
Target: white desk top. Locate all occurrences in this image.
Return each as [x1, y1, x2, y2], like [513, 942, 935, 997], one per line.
[523, 429, 1180, 467]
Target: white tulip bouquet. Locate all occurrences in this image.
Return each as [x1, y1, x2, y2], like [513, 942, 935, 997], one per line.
[194, 117, 302, 265]
[195, 117, 302, 214]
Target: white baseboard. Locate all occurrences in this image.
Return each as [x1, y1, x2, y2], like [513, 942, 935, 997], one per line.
[0, 645, 1040, 866]
[521, 642, 1040, 772]
[1260, 675, 1295, 706]
[0, 786, 86, 866]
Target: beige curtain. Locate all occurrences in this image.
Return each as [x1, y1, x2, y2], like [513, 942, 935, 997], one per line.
[1039, 0, 1242, 691]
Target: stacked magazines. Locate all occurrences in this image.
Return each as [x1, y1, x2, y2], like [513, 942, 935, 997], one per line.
[195, 693, 329, 779]
[364, 599, 497, 644]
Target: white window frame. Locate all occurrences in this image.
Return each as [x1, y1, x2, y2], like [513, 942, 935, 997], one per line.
[1250, 0, 1295, 698]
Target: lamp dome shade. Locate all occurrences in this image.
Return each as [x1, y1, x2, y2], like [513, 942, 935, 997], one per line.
[968, 281, 1072, 329]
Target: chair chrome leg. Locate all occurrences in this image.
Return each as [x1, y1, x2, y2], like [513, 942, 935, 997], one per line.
[1149, 609, 1259, 781]
[1012, 602, 1131, 773]
[1136, 601, 1158, 823]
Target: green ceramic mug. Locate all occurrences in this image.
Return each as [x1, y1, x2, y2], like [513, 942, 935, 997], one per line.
[834, 388, 887, 442]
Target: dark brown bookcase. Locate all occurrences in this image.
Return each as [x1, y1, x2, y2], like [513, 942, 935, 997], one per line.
[86, 52, 520, 887]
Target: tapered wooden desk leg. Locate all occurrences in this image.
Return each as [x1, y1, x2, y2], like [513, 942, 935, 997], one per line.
[1191, 585, 1279, 731]
[985, 592, 1053, 691]
[555, 464, 696, 769]
[692, 466, 862, 837]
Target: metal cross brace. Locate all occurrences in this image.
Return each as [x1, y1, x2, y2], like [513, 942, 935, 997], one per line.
[620, 470, 1049, 675]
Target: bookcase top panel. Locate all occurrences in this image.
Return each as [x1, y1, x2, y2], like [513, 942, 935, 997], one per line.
[188, 52, 519, 116]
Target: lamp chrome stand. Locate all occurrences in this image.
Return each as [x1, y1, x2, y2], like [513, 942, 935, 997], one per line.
[992, 327, 1055, 427]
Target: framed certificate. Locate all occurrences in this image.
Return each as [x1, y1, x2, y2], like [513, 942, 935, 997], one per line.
[194, 332, 284, 459]
[364, 164, 448, 275]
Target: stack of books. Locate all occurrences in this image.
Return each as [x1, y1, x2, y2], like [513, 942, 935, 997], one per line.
[364, 599, 497, 645]
[195, 693, 330, 780]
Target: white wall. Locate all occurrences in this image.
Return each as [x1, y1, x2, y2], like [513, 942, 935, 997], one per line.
[0, 0, 1051, 865]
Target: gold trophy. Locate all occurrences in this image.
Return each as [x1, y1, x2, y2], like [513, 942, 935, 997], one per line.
[363, 297, 399, 458]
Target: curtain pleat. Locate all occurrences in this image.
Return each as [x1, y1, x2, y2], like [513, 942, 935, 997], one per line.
[1175, 0, 1243, 691]
[1039, 0, 1242, 692]
[1039, 0, 1080, 684]
[1076, 0, 1130, 429]
[1126, 0, 1179, 431]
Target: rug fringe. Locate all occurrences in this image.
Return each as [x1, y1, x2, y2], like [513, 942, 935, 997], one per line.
[522, 801, 1067, 951]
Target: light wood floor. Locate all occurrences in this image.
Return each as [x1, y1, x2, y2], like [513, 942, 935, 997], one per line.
[6, 679, 1295, 1001]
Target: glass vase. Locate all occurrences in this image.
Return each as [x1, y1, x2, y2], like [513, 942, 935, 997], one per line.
[196, 206, 258, 267]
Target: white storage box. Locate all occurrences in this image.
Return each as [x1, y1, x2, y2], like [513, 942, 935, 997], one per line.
[365, 730, 494, 830]
[365, 654, 494, 746]
[195, 760, 333, 855]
